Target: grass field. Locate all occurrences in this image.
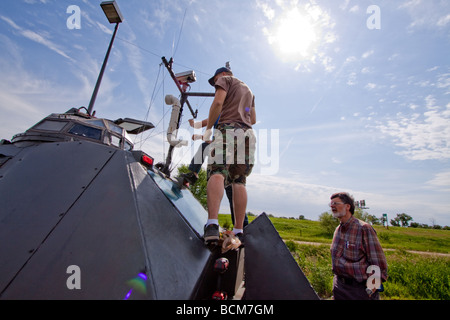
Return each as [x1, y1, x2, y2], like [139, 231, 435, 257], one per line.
[218, 214, 450, 300]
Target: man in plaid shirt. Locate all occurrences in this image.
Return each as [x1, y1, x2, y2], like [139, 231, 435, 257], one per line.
[330, 192, 388, 300]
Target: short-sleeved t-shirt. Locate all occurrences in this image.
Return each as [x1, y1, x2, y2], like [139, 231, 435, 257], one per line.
[214, 76, 255, 128]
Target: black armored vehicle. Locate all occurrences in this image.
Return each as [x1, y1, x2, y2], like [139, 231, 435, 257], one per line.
[0, 104, 318, 300]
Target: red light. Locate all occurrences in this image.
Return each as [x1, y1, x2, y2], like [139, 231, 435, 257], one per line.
[142, 155, 153, 166]
[212, 291, 227, 300]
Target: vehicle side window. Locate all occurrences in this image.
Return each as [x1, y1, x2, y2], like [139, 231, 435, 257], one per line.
[68, 124, 102, 141]
[111, 135, 121, 148]
[33, 120, 67, 132]
[124, 140, 133, 151]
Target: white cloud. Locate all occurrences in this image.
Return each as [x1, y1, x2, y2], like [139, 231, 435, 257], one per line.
[436, 73, 450, 94]
[375, 97, 450, 161]
[0, 15, 74, 62]
[437, 14, 450, 27]
[246, 174, 341, 217]
[321, 55, 335, 72]
[0, 32, 121, 140]
[24, 0, 48, 3]
[121, 27, 152, 104]
[361, 67, 372, 74]
[256, 1, 275, 20]
[398, 0, 450, 30]
[365, 82, 377, 90]
[388, 53, 400, 61]
[347, 72, 357, 86]
[426, 171, 450, 191]
[331, 157, 342, 164]
[142, 3, 173, 39]
[345, 55, 357, 64]
[339, 0, 351, 11]
[349, 5, 360, 13]
[362, 50, 374, 59]
[96, 22, 113, 35]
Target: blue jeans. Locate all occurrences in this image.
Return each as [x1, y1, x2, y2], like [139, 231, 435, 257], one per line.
[188, 142, 210, 174]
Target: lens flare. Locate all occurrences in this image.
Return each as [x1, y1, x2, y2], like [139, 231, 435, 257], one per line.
[123, 273, 148, 300]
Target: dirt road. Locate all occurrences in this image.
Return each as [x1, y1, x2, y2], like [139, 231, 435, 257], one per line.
[289, 240, 450, 257]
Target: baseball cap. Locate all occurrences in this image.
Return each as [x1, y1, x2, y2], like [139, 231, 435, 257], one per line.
[208, 67, 232, 86]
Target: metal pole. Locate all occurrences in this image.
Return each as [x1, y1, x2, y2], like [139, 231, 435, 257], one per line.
[87, 22, 120, 115]
[162, 95, 187, 176]
[161, 56, 198, 118]
[160, 56, 217, 176]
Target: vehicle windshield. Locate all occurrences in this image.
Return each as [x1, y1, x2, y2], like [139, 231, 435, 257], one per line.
[147, 171, 206, 237]
[85, 119, 106, 128]
[68, 124, 102, 141]
[32, 120, 67, 132]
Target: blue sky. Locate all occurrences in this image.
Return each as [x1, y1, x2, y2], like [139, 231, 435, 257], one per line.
[1, 0, 449, 226]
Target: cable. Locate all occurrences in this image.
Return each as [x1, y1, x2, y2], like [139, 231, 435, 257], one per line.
[116, 36, 161, 58]
[135, 63, 162, 148]
[172, 8, 187, 58]
[116, 35, 212, 77]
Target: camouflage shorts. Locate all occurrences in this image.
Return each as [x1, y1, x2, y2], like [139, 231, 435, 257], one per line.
[207, 122, 256, 186]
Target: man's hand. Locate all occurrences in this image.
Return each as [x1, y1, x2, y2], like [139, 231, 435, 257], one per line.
[189, 119, 203, 129]
[203, 129, 213, 142]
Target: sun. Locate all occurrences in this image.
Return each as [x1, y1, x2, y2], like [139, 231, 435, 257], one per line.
[260, 3, 337, 70]
[274, 8, 318, 58]
[264, 7, 321, 62]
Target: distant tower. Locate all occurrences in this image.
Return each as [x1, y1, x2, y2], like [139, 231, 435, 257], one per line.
[225, 61, 231, 70]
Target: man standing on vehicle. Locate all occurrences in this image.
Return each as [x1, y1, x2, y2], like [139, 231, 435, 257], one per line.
[202, 67, 256, 244]
[329, 192, 388, 300]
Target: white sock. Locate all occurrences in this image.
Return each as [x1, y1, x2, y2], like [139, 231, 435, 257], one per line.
[206, 219, 219, 226]
[232, 228, 243, 235]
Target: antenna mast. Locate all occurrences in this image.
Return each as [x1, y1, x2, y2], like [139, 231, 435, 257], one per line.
[159, 57, 215, 176]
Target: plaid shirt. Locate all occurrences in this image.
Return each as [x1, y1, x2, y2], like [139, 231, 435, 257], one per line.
[331, 216, 388, 283]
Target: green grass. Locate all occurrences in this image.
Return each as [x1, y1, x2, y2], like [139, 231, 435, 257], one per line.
[219, 214, 333, 242]
[373, 226, 450, 253]
[286, 242, 450, 300]
[286, 242, 334, 299]
[383, 249, 450, 300]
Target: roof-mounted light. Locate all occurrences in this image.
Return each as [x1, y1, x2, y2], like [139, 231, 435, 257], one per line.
[100, 1, 124, 24]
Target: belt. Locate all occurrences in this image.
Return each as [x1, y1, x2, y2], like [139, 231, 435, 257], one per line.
[218, 122, 251, 130]
[337, 275, 365, 286]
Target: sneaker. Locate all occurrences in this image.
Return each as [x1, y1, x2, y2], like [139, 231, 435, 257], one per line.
[181, 172, 198, 185]
[235, 232, 244, 247]
[175, 172, 198, 189]
[175, 176, 189, 189]
[203, 224, 220, 244]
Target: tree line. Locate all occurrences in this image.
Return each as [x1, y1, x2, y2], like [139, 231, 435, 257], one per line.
[319, 208, 450, 233]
